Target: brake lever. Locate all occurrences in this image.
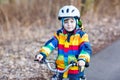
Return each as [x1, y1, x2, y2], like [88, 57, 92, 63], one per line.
[34, 59, 45, 64]
[85, 62, 89, 67]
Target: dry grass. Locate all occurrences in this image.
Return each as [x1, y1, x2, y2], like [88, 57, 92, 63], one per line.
[0, 0, 83, 42]
[0, 0, 120, 50]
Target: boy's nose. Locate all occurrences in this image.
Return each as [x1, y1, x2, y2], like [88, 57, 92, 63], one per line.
[68, 21, 71, 26]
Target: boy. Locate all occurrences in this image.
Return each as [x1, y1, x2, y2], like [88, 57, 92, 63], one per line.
[35, 5, 92, 80]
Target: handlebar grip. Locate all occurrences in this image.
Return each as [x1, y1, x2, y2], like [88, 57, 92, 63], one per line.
[34, 59, 39, 61]
[85, 62, 89, 67]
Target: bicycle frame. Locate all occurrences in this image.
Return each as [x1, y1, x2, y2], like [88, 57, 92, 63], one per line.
[35, 59, 87, 80]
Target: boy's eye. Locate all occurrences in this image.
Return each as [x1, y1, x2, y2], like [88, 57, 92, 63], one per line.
[64, 20, 74, 23]
[64, 19, 69, 23]
[70, 20, 74, 23]
[64, 18, 75, 23]
[64, 20, 68, 23]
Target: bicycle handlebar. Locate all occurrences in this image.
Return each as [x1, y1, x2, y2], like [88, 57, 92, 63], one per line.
[34, 59, 77, 73]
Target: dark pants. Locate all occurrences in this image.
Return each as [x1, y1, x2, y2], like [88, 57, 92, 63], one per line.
[68, 74, 80, 80]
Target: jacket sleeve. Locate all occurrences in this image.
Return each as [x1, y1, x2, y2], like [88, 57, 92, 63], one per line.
[78, 33, 92, 63]
[39, 33, 58, 58]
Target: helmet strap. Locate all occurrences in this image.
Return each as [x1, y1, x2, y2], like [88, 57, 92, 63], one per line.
[61, 18, 64, 28]
[75, 18, 79, 29]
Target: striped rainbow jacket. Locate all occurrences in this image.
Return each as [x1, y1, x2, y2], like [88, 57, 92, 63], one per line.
[39, 28, 92, 78]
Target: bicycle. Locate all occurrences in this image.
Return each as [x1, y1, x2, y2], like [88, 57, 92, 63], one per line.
[34, 59, 89, 80]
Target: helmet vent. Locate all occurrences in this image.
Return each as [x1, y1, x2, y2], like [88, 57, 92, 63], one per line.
[62, 10, 64, 13]
[66, 8, 69, 13]
[72, 9, 75, 13]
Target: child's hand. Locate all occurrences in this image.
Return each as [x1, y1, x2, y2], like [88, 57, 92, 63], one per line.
[77, 60, 85, 67]
[35, 54, 43, 61]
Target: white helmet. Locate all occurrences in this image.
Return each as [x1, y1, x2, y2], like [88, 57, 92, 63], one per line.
[58, 5, 80, 20]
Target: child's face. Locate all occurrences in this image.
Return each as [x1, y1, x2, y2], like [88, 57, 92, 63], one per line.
[63, 18, 76, 32]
